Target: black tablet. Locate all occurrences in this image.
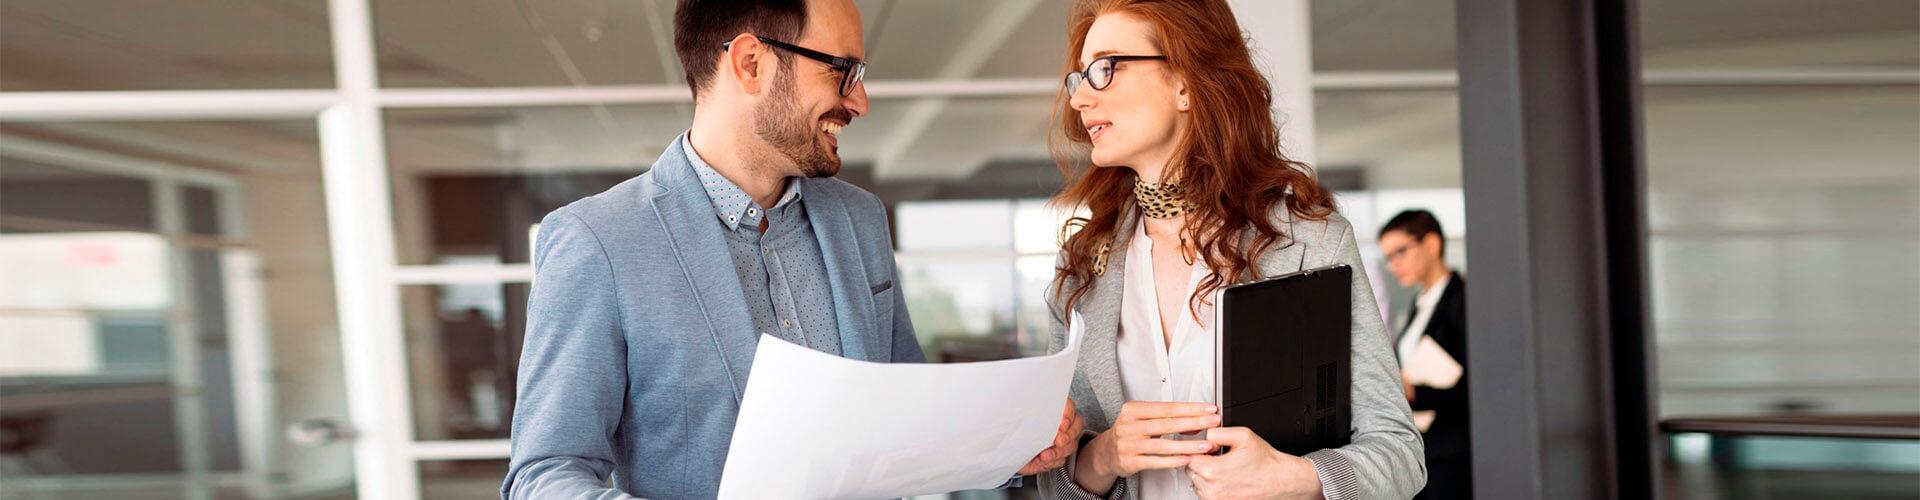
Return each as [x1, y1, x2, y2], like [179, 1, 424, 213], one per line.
[1211, 264, 1352, 455]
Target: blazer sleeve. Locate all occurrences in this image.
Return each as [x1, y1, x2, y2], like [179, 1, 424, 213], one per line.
[500, 209, 642, 500]
[1035, 272, 1128, 500]
[1300, 224, 1428, 499]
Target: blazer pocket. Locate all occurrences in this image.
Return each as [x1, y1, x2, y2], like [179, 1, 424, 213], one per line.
[870, 279, 894, 295]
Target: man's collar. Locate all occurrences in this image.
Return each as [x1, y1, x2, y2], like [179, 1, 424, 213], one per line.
[678, 131, 803, 231]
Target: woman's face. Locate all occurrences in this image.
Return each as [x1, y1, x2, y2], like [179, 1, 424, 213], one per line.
[1070, 13, 1185, 172]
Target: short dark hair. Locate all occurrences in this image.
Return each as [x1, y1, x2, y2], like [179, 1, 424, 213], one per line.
[1379, 209, 1446, 256]
[674, 0, 808, 99]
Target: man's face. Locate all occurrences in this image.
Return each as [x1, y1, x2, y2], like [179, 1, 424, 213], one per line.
[1378, 230, 1442, 288]
[753, 0, 870, 178]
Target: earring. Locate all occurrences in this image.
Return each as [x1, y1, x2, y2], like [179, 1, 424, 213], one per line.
[1179, 99, 1189, 109]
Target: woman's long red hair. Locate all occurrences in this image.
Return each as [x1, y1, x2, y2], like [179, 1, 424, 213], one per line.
[1049, 0, 1336, 319]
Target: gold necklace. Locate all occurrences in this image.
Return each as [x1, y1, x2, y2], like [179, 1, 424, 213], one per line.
[1132, 180, 1193, 219]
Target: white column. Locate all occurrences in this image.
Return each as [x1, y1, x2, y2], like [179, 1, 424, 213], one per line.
[323, 0, 419, 498]
[1228, 0, 1317, 166]
[155, 174, 212, 500]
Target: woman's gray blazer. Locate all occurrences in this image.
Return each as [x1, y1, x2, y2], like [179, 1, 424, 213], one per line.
[1038, 205, 1427, 499]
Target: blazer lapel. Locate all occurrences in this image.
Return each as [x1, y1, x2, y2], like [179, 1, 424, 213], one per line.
[1075, 212, 1138, 428]
[649, 142, 760, 403]
[800, 180, 881, 362]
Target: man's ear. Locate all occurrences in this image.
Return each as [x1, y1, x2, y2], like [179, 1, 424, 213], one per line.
[724, 33, 769, 95]
[1421, 233, 1445, 255]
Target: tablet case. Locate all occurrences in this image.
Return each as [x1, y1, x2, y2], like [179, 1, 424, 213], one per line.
[1213, 264, 1352, 455]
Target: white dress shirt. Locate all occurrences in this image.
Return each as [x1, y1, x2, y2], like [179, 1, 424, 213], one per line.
[1116, 221, 1215, 499]
[1396, 273, 1451, 362]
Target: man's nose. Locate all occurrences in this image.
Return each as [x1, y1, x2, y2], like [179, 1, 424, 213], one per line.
[844, 82, 869, 117]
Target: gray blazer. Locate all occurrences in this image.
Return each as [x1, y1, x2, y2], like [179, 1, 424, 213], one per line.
[501, 139, 923, 500]
[1038, 206, 1427, 499]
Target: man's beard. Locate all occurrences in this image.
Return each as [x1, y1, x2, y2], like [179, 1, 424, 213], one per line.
[753, 67, 850, 178]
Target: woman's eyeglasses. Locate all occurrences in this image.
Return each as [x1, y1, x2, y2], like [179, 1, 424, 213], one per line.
[723, 35, 868, 97]
[1063, 55, 1167, 98]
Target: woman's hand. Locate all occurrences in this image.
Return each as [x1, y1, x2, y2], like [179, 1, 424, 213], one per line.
[1018, 400, 1086, 475]
[1187, 427, 1323, 499]
[1073, 401, 1220, 494]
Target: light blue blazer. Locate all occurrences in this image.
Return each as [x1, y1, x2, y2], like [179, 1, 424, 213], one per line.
[501, 138, 923, 500]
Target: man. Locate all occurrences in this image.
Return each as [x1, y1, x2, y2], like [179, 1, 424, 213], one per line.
[501, 1, 1077, 498]
[1377, 209, 1469, 500]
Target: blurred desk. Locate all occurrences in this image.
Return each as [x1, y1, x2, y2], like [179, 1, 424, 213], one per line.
[0, 385, 188, 412]
[1660, 415, 1920, 499]
[1662, 414, 1920, 440]
[932, 336, 1026, 363]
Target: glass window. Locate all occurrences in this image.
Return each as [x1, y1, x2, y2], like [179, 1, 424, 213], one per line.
[402, 283, 527, 441]
[1646, 86, 1920, 418]
[0, 120, 354, 497]
[0, 1, 335, 91]
[418, 459, 510, 500]
[0, 151, 155, 231]
[896, 200, 1015, 251]
[384, 105, 685, 265]
[1641, 2, 1920, 497]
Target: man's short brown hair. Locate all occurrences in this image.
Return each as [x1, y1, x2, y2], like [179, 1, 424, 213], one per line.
[674, 0, 807, 99]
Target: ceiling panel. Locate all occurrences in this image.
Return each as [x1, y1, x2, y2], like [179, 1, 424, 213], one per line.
[0, 0, 334, 90]
[372, 0, 672, 87]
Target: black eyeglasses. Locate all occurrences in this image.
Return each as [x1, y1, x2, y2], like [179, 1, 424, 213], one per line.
[723, 35, 867, 97]
[1063, 55, 1167, 98]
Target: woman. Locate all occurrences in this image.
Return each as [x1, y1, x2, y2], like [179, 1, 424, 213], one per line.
[1037, 0, 1426, 498]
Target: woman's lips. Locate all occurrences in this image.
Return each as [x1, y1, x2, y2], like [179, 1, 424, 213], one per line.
[1086, 122, 1111, 142]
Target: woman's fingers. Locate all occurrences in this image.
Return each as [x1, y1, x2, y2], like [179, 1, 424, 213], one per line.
[1126, 453, 1196, 472]
[1130, 414, 1221, 437]
[1120, 401, 1218, 421]
[1124, 436, 1217, 456]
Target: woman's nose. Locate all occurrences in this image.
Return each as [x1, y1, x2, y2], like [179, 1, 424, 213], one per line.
[1069, 87, 1095, 110]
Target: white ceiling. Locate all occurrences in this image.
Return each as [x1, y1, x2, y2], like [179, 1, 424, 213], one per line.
[0, 0, 1914, 186]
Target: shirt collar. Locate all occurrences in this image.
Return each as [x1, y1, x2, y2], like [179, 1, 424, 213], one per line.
[678, 132, 803, 231]
[1417, 272, 1451, 308]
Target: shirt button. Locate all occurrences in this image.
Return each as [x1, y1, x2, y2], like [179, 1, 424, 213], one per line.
[782, 319, 792, 328]
[762, 246, 771, 254]
[747, 207, 759, 216]
[727, 215, 737, 224]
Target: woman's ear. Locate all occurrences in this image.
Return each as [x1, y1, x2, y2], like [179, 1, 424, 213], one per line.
[1175, 81, 1190, 111]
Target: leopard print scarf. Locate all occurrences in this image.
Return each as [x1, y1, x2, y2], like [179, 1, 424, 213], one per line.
[1132, 179, 1193, 219]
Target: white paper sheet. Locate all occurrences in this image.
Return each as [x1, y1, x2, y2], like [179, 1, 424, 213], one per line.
[1405, 335, 1461, 389]
[717, 313, 1085, 499]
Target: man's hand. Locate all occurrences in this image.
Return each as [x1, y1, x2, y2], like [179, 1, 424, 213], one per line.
[1017, 400, 1085, 476]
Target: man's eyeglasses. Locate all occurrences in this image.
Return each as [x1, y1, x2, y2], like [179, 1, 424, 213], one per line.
[1064, 55, 1167, 98]
[723, 35, 867, 97]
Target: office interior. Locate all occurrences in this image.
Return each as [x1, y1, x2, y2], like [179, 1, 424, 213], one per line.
[0, 0, 1914, 499]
